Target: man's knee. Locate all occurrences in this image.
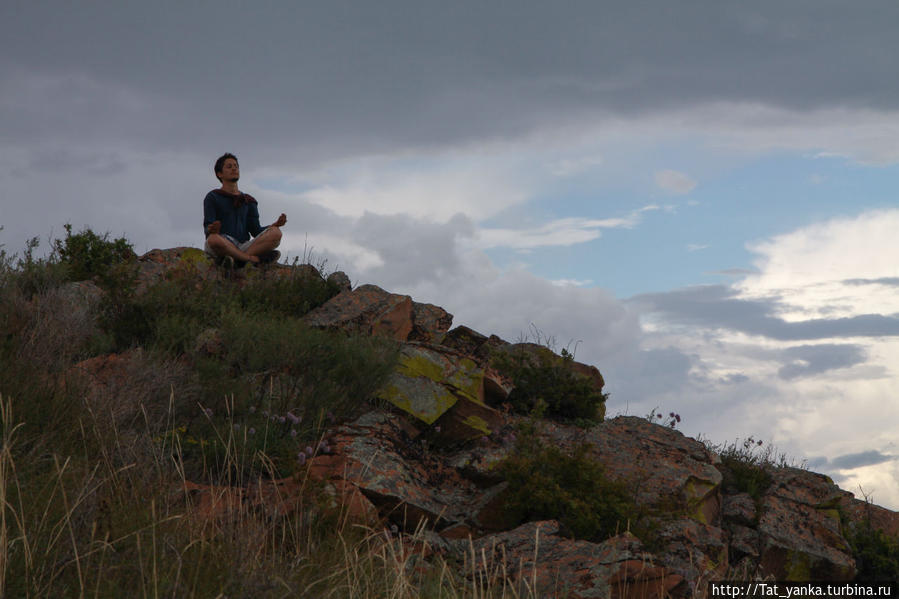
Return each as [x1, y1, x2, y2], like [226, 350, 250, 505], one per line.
[207, 234, 228, 250]
[266, 226, 282, 244]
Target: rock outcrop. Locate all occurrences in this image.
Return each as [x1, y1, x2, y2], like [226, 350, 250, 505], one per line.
[69, 248, 899, 595]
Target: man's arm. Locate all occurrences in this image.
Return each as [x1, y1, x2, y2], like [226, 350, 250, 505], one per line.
[203, 192, 219, 237]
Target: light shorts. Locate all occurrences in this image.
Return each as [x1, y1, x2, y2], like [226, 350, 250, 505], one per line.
[204, 234, 255, 258]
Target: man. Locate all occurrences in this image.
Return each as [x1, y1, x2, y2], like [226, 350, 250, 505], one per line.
[203, 152, 286, 265]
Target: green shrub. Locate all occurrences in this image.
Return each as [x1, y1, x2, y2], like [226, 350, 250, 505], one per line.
[846, 517, 899, 582]
[492, 346, 606, 423]
[97, 262, 341, 354]
[53, 223, 135, 283]
[166, 311, 398, 481]
[713, 437, 775, 501]
[498, 424, 644, 542]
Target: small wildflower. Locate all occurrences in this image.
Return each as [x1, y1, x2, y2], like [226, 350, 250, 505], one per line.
[278, 416, 286, 424]
[249, 427, 256, 435]
[203, 407, 213, 418]
[390, 524, 399, 534]
[297, 453, 306, 466]
[669, 412, 675, 418]
[262, 410, 270, 417]
[286, 412, 300, 425]
[434, 425, 441, 433]
[249, 405, 256, 413]
[305, 446, 314, 456]
[290, 429, 298, 437]
[322, 444, 331, 454]
[675, 414, 681, 423]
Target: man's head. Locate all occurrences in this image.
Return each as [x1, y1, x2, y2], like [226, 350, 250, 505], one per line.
[214, 153, 239, 183]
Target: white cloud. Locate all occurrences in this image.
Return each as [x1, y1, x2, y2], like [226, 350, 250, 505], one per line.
[738, 209, 899, 319]
[299, 154, 532, 223]
[551, 278, 594, 287]
[654, 169, 697, 195]
[477, 205, 660, 251]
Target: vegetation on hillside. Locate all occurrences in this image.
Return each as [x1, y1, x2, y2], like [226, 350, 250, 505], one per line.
[1, 226, 897, 595]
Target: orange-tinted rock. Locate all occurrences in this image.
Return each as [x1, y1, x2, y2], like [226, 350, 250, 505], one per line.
[322, 411, 487, 530]
[471, 521, 683, 599]
[539, 416, 722, 525]
[840, 496, 899, 537]
[409, 302, 454, 344]
[756, 469, 856, 581]
[178, 474, 377, 530]
[305, 284, 453, 343]
[656, 519, 729, 587]
[303, 284, 414, 341]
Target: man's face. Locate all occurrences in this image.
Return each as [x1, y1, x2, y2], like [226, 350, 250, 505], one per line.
[218, 158, 240, 183]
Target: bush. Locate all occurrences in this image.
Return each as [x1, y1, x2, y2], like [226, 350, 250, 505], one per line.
[174, 311, 398, 481]
[498, 424, 645, 542]
[492, 346, 606, 423]
[712, 437, 776, 501]
[53, 223, 136, 283]
[97, 261, 342, 354]
[846, 508, 899, 582]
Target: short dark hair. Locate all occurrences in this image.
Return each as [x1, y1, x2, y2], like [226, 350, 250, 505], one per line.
[214, 153, 238, 182]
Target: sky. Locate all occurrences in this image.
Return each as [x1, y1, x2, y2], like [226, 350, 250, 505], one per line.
[2, 1, 898, 509]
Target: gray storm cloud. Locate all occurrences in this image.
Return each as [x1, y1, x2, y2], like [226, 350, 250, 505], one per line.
[4, 1, 899, 163]
[631, 285, 899, 341]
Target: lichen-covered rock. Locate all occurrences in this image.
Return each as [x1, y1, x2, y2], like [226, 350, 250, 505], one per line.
[409, 302, 454, 344]
[540, 417, 722, 525]
[756, 468, 856, 581]
[656, 519, 729, 587]
[721, 493, 757, 526]
[304, 284, 414, 340]
[470, 521, 684, 599]
[495, 342, 605, 393]
[303, 284, 453, 343]
[839, 496, 899, 537]
[728, 524, 761, 561]
[378, 343, 502, 441]
[326, 270, 352, 292]
[314, 410, 496, 531]
[440, 326, 508, 364]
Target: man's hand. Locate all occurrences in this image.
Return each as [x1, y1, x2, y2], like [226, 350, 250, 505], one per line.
[273, 213, 287, 227]
[207, 221, 221, 235]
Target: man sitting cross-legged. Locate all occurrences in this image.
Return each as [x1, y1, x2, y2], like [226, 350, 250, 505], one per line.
[203, 152, 286, 266]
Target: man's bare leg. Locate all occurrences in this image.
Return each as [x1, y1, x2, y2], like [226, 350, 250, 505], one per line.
[245, 226, 282, 258]
[206, 234, 260, 264]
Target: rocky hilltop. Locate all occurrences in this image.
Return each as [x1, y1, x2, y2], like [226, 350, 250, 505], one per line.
[10, 246, 898, 597]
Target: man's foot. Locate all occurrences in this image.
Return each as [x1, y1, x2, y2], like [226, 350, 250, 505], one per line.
[256, 250, 281, 265]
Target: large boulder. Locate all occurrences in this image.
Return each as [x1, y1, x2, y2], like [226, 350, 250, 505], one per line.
[755, 468, 855, 581]
[655, 519, 729, 588]
[309, 410, 506, 532]
[303, 284, 452, 343]
[470, 521, 684, 599]
[539, 417, 722, 526]
[839, 495, 899, 537]
[378, 343, 502, 441]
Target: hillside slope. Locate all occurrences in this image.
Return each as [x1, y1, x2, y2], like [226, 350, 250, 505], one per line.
[1, 241, 896, 598]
